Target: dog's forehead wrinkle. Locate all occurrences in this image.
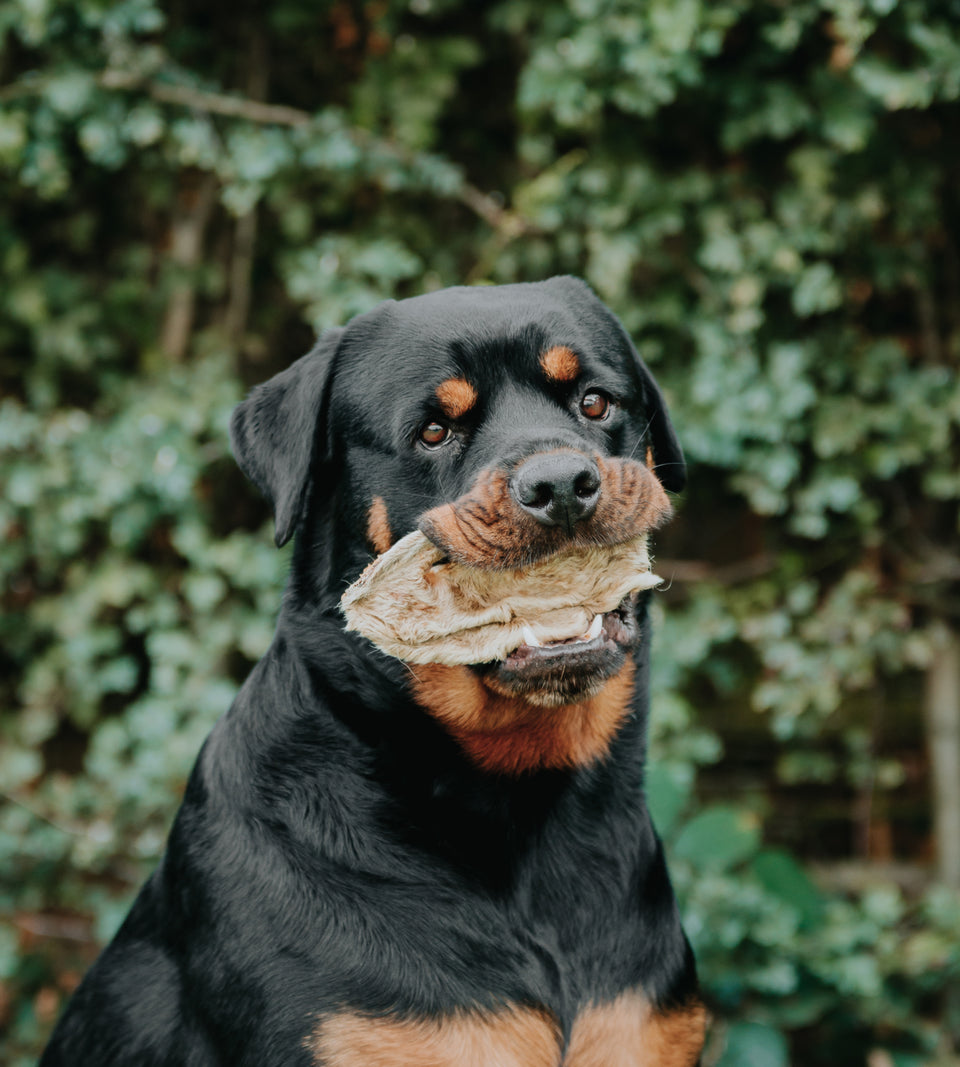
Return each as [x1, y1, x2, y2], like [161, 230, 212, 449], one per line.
[448, 320, 550, 364]
[364, 291, 603, 382]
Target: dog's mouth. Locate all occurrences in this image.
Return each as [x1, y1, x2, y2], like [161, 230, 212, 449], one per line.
[503, 599, 635, 665]
[473, 594, 639, 706]
[341, 526, 656, 688]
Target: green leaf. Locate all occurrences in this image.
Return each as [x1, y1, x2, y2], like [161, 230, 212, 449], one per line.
[716, 1022, 789, 1067]
[644, 762, 692, 837]
[751, 849, 825, 926]
[792, 262, 842, 317]
[672, 805, 762, 870]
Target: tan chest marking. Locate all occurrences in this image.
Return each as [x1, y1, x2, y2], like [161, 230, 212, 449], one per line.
[310, 993, 706, 1066]
[409, 660, 635, 775]
[565, 992, 707, 1067]
[308, 1005, 562, 1067]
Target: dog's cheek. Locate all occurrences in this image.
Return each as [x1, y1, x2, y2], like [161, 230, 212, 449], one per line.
[406, 664, 494, 732]
[418, 469, 523, 568]
[593, 457, 673, 538]
[308, 1006, 561, 1067]
[565, 991, 707, 1067]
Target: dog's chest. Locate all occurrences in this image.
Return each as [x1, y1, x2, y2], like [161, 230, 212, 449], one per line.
[307, 990, 706, 1066]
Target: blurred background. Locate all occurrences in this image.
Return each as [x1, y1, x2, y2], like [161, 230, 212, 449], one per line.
[1, 0, 959, 1063]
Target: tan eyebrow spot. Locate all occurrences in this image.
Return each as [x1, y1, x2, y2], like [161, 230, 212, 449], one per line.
[540, 345, 580, 383]
[435, 378, 478, 419]
[366, 496, 393, 556]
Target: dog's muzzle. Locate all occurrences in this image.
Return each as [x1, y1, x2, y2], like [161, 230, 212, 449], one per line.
[419, 451, 672, 569]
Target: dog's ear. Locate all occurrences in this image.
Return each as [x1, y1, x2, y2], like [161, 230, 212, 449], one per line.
[230, 328, 343, 547]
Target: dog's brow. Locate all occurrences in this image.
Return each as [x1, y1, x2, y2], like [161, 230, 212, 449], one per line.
[539, 345, 580, 383]
[435, 377, 478, 418]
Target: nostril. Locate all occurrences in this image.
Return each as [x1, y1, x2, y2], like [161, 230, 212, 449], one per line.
[574, 470, 600, 500]
[518, 473, 554, 510]
[529, 482, 550, 510]
[520, 480, 553, 510]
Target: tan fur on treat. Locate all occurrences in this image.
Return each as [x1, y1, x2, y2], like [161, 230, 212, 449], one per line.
[341, 532, 660, 666]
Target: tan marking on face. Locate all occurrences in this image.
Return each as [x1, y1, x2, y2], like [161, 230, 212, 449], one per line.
[409, 660, 635, 775]
[540, 345, 580, 383]
[418, 456, 672, 570]
[645, 445, 654, 470]
[309, 1005, 562, 1067]
[435, 378, 478, 419]
[566, 991, 707, 1067]
[366, 496, 393, 555]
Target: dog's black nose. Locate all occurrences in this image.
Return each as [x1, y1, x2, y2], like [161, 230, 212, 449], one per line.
[510, 452, 601, 532]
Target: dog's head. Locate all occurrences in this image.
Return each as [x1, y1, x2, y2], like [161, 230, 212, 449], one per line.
[231, 277, 684, 771]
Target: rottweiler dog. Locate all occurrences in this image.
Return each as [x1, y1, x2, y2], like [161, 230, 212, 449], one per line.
[41, 277, 706, 1066]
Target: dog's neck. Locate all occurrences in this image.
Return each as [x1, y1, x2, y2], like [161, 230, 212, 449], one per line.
[274, 595, 653, 778]
[232, 599, 657, 892]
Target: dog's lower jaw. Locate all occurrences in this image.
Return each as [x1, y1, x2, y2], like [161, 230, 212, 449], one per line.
[484, 673, 610, 709]
[476, 595, 639, 708]
[408, 659, 636, 775]
[479, 648, 623, 708]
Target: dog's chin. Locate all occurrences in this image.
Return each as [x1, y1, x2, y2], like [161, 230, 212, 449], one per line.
[471, 596, 639, 708]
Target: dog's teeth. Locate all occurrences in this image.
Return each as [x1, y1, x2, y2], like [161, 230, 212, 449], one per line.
[521, 624, 542, 648]
[586, 614, 603, 641]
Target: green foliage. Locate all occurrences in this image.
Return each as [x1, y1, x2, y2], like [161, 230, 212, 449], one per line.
[2, 0, 959, 1062]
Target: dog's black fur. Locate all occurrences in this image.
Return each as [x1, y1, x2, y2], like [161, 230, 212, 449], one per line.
[41, 277, 702, 1066]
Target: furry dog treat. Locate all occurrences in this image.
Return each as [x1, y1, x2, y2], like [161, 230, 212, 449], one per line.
[341, 531, 661, 666]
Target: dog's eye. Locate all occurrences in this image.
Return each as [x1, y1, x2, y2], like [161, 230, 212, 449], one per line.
[419, 421, 452, 447]
[579, 391, 611, 420]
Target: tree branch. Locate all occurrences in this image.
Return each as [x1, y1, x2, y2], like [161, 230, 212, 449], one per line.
[925, 619, 960, 889]
[1, 69, 519, 234]
[223, 34, 269, 347]
[106, 73, 522, 232]
[159, 170, 218, 362]
[98, 69, 313, 127]
[657, 554, 778, 587]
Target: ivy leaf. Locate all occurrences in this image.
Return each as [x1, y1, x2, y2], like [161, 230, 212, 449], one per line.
[751, 849, 825, 927]
[672, 805, 762, 871]
[716, 1022, 789, 1067]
